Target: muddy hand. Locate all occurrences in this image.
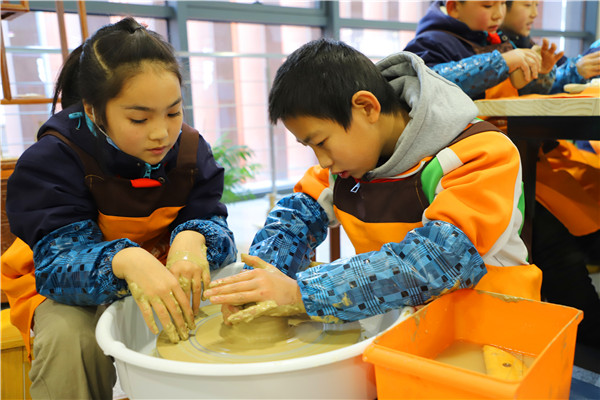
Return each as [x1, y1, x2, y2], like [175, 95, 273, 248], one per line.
[128, 281, 194, 343]
[226, 299, 307, 325]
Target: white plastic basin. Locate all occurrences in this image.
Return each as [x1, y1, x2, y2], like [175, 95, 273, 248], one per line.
[96, 263, 411, 399]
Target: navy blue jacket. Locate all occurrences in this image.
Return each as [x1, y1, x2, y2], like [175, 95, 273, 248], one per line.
[6, 103, 237, 305]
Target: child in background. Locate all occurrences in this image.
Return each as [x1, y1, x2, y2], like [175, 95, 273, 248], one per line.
[1, 17, 237, 399]
[403, 1, 562, 100]
[500, 1, 600, 93]
[204, 38, 541, 326]
[500, 1, 600, 352]
[404, 1, 599, 350]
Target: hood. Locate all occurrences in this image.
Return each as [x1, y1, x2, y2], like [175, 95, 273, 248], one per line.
[367, 51, 478, 179]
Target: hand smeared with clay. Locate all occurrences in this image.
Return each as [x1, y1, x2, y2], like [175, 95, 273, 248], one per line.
[166, 244, 210, 316]
[113, 247, 196, 344]
[204, 254, 307, 325]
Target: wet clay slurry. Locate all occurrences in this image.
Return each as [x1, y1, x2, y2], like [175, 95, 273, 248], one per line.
[156, 304, 361, 363]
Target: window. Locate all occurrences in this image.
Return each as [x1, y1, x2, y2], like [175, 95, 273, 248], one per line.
[185, 20, 320, 193]
[2, 0, 597, 197]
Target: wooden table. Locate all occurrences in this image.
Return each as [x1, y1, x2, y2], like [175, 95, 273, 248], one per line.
[475, 95, 600, 257]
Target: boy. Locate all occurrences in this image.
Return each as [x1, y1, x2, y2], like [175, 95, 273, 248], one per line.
[500, 0, 599, 93]
[204, 38, 541, 324]
[403, 1, 561, 99]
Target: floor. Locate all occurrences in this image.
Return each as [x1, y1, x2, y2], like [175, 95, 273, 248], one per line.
[111, 196, 600, 399]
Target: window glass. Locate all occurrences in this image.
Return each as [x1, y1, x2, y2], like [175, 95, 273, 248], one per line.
[230, 0, 317, 7]
[340, 28, 414, 59]
[186, 20, 320, 192]
[339, 0, 429, 22]
[108, 0, 166, 4]
[1, 12, 167, 159]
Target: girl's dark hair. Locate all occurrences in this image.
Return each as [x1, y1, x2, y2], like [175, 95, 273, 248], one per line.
[51, 17, 181, 127]
[268, 38, 403, 130]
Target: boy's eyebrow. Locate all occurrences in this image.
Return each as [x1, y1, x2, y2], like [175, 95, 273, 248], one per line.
[122, 97, 182, 112]
[296, 133, 316, 146]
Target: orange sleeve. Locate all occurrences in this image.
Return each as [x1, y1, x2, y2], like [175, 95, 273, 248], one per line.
[294, 165, 331, 200]
[424, 132, 523, 257]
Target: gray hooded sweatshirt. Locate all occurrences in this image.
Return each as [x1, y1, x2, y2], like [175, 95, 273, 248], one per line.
[365, 51, 479, 180]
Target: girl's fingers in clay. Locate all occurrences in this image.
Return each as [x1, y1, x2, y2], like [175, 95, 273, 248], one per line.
[192, 278, 202, 315]
[170, 287, 195, 331]
[200, 267, 211, 301]
[134, 297, 159, 334]
[178, 275, 191, 298]
[152, 294, 189, 342]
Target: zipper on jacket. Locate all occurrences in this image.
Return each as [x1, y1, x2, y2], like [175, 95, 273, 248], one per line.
[350, 182, 361, 193]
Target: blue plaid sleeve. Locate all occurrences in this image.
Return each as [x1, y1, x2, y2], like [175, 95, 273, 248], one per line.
[248, 193, 329, 278]
[551, 56, 585, 93]
[33, 220, 137, 306]
[171, 214, 237, 269]
[432, 51, 509, 98]
[296, 220, 487, 322]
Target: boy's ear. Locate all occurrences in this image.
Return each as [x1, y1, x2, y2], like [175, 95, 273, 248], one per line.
[446, 1, 460, 18]
[351, 91, 381, 122]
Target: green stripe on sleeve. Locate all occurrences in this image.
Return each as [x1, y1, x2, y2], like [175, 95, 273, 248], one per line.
[421, 158, 443, 204]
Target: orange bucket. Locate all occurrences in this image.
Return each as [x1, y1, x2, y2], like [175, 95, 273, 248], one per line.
[362, 289, 582, 399]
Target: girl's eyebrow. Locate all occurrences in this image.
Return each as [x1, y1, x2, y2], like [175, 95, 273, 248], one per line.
[122, 97, 182, 112]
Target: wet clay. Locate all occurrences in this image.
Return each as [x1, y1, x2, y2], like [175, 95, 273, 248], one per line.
[434, 340, 535, 377]
[156, 304, 361, 363]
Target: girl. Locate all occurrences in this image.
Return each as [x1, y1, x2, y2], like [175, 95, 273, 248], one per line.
[1, 17, 237, 399]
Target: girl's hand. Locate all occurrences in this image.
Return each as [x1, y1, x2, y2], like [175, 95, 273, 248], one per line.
[112, 247, 195, 343]
[167, 230, 210, 316]
[576, 51, 600, 80]
[204, 254, 304, 324]
[537, 39, 564, 74]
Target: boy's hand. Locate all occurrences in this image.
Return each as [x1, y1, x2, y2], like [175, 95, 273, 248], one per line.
[226, 300, 307, 325]
[503, 48, 542, 82]
[537, 39, 564, 74]
[576, 51, 600, 80]
[204, 254, 304, 323]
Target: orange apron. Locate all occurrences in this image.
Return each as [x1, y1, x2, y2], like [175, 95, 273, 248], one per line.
[1, 126, 199, 358]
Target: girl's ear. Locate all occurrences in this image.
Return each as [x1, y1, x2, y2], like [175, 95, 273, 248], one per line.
[351, 90, 381, 123]
[83, 101, 94, 121]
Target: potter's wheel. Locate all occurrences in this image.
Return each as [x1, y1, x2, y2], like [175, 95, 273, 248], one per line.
[156, 304, 361, 363]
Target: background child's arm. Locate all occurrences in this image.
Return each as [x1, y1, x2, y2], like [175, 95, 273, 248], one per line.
[575, 51, 600, 80]
[550, 51, 600, 93]
[431, 51, 510, 98]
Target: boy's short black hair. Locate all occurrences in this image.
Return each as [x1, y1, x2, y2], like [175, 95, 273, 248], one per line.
[268, 38, 403, 130]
